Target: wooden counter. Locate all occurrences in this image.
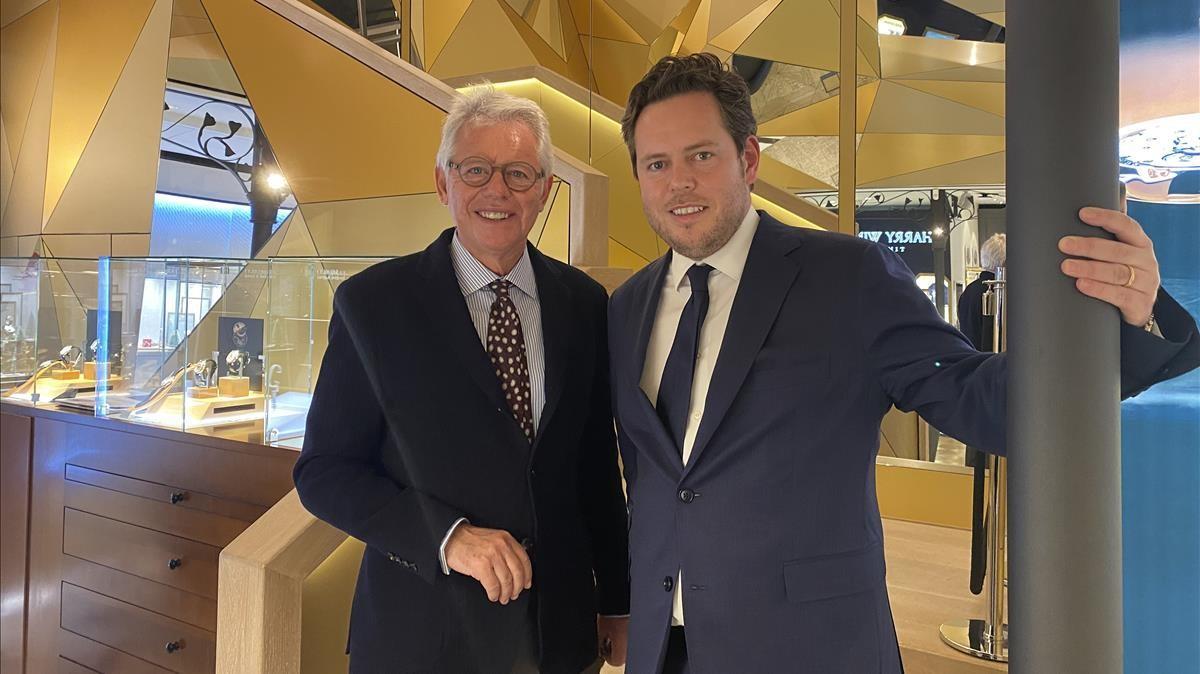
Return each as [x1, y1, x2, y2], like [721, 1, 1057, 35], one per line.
[1, 401, 298, 673]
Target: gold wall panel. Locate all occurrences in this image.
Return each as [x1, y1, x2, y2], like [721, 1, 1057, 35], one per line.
[567, 0, 647, 44]
[42, 0, 169, 239]
[876, 461, 972, 530]
[708, 0, 781, 52]
[758, 80, 878, 136]
[674, 0, 709, 57]
[300, 193, 450, 257]
[429, 0, 536, 80]
[44, 0, 155, 224]
[411, 0, 426, 62]
[0, 0, 56, 159]
[0, 0, 48, 28]
[609, 0, 691, 38]
[864, 150, 1004, 189]
[708, 0, 772, 40]
[864, 81, 1004, 135]
[902, 62, 1004, 83]
[879, 35, 1005, 80]
[200, 0, 447, 203]
[856, 133, 1004, 185]
[275, 207, 320, 257]
[110, 233, 151, 256]
[531, 179, 569, 262]
[855, 15, 879, 77]
[736, 0, 839, 70]
[979, 11, 1004, 26]
[2, 7, 55, 237]
[1, 118, 12, 213]
[891, 79, 1004, 117]
[750, 192, 820, 230]
[38, 233, 110, 257]
[584, 36, 648, 104]
[423, 0, 472, 66]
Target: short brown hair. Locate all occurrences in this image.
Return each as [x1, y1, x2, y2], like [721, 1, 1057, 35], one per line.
[621, 53, 757, 173]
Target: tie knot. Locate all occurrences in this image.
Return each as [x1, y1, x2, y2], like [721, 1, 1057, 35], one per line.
[489, 279, 512, 296]
[687, 264, 712, 297]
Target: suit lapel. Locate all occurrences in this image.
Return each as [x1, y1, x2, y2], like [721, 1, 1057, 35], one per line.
[415, 229, 510, 415]
[529, 247, 569, 455]
[632, 253, 672, 383]
[682, 216, 802, 478]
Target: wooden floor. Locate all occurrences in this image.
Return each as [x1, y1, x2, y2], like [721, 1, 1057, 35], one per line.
[601, 519, 1005, 673]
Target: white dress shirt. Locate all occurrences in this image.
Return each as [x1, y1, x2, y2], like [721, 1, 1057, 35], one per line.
[438, 231, 546, 574]
[639, 207, 760, 625]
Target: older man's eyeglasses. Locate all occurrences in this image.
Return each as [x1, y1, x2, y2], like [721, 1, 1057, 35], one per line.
[447, 157, 544, 192]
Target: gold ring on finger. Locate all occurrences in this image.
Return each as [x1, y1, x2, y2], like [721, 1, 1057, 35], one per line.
[1122, 264, 1136, 288]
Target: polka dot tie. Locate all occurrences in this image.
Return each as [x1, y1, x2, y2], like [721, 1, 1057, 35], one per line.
[487, 279, 534, 442]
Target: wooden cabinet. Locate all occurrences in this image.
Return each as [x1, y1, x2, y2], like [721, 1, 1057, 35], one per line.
[1, 412, 33, 674]
[3, 405, 297, 673]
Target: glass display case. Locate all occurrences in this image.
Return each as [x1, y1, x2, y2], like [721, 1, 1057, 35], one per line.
[95, 256, 384, 446]
[0, 257, 110, 405]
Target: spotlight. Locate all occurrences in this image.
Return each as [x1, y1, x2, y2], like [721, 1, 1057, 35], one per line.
[932, 226, 945, 237]
[266, 172, 288, 192]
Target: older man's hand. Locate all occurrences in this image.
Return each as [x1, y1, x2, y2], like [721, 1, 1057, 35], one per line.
[597, 615, 629, 666]
[1059, 206, 1160, 327]
[445, 523, 532, 604]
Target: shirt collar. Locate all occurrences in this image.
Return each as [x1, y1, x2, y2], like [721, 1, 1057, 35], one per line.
[667, 207, 760, 291]
[450, 230, 538, 299]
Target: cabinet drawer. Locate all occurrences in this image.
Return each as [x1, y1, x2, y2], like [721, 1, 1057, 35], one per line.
[64, 479, 248, 549]
[61, 583, 215, 673]
[59, 627, 171, 673]
[60, 422, 296, 507]
[66, 464, 268, 523]
[64, 509, 220, 599]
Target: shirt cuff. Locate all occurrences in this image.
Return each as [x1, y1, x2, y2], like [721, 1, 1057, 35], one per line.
[439, 517, 469, 575]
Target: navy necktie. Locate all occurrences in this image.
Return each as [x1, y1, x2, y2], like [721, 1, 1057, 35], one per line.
[656, 264, 713, 454]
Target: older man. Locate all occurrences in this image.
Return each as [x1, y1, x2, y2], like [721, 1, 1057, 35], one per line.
[294, 87, 630, 673]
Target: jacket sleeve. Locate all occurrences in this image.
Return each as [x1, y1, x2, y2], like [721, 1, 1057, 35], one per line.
[293, 287, 463, 585]
[1119, 287, 1200, 398]
[578, 282, 631, 616]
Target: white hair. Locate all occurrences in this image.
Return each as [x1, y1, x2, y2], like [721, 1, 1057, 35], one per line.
[435, 84, 554, 178]
[981, 233, 1006, 270]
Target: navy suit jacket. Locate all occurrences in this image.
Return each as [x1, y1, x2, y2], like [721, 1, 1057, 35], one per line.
[294, 229, 630, 673]
[609, 213, 1198, 674]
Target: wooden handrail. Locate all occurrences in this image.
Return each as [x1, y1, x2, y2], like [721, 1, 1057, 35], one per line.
[217, 489, 349, 673]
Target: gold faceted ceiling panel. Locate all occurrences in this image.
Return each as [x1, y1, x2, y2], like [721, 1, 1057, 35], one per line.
[759, 80, 879, 136]
[430, 0, 536, 79]
[891, 79, 1004, 117]
[736, 0, 840, 70]
[855, 133, 1004, 185]
[200, 0, 447, 203]
[865, 150, 1004, 188]
[44, 0, 155, 223]
[864, 81, 1003, 135]
[709, 0, 781, 52]
[423, 0, 472, 66]
[0, 0, 57, 164]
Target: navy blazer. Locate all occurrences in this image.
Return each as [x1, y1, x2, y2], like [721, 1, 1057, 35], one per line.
[294, 229, 630, 673]
[609, 213, 1197, 674]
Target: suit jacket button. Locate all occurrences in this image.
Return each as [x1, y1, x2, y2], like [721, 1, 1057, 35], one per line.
[663, 576, 674, 592]
[678, 488, 695, 503]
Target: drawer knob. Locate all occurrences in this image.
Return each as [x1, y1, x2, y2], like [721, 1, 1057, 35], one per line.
[169, 491, 187, 504]
[165, 640, 183, 654]
[167, 558, 182, 570]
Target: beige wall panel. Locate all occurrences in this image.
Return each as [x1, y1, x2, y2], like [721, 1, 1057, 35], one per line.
[708, 0, 771, 41]
[856, 133, 1003, 184]
[891, 79, 1004, 117]
[423, 0, 471, 66]
[171, 14, 213, 37]
[253, 209, 295, 259]
[166, 56, 245, 94]
[567, 0, 649, 44]
[1, 118, 12, 215]
[735, 0, 839, 70]
[111, 233, 151, 256]
[428, 1, 536, 80]
[864, 81, 1004, 135]
[533, 180, 569, 262]
[0, 234, 40, 256]
[302, 194, 451, 257]
[591, 143, 660, 262]
[0, 0, 48, 28]
[2, 13, 55, 236]
[38, 233, 109, 257]
[708, 0, 780, 52]
[879, 35, 1004, 79]
[299, 537, 362, 674]
[0, 0, 56, 157]
[43, 0, 155, 223]
[864, 150, 1004, 188]
[758, 80, 878, 136]
[757, 154, 834, 191]
[586, 36, 648, 105]
[276, 207, 320, 257]
[200, 0, 447, 203]
[42, 0, 170, 237]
